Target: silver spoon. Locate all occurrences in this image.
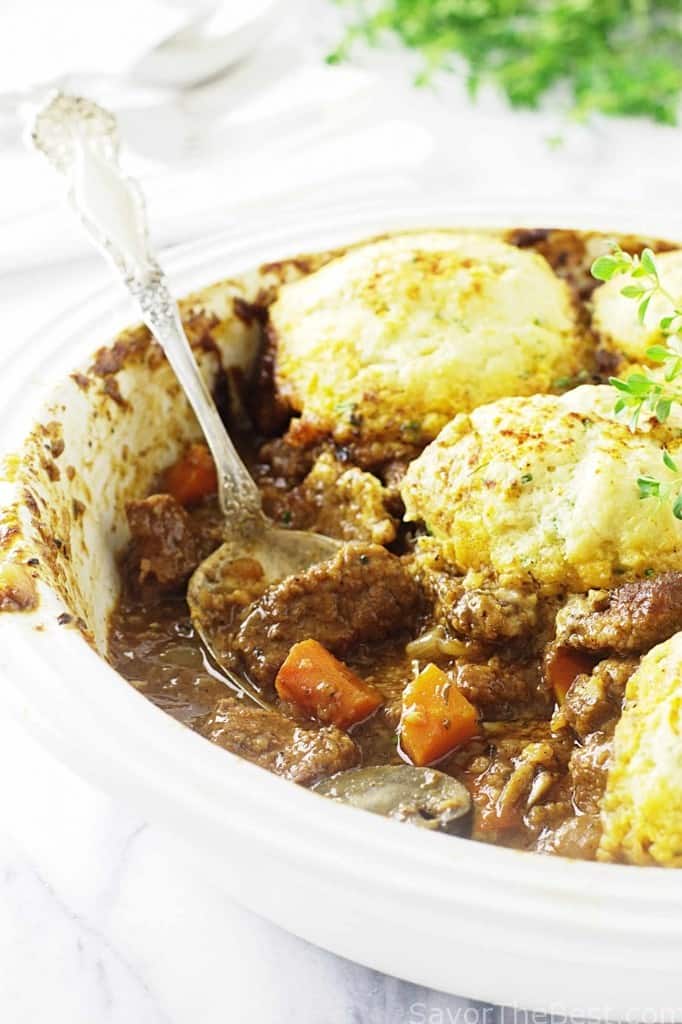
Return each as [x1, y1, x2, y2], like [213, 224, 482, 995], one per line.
[31, 92, 340, 705]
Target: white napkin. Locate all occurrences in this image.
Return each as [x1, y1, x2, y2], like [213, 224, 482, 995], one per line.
[0, 0, 435, 271]
[0, 0, 207, 93]
[0, 117, 432, 271]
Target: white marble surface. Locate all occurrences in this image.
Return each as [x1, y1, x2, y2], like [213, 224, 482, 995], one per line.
[3, 4, 682, 1019]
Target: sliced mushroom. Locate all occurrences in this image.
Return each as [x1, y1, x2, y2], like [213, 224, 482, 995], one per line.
[313, 764, 472, 835]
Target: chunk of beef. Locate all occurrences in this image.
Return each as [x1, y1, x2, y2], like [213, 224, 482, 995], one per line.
[448, 585, 539, 644]
[569, 733, 612, 814]
[294, 453, 396, 546]
[562, 657, 637, 740]
[203, 697, 359, 784]
[415, 553, 540, 645]
[235, 543, 422, 687]
[453, 658, 552, 719]
[534, 733, 610, 856]
[257, 437, 315, 486]
[260, 452, 397, 545]
[534, 814, 602, 861]
[556, 572, 682, 655]
[126, 494, 199, 587]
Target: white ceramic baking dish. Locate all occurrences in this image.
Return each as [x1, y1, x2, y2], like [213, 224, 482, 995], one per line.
[2, 196, 682, 1020]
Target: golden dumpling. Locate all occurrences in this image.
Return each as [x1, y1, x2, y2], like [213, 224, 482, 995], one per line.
[599, 631, 682, 866]
[401, 385, 682, 592]
[270, 232, 585, 444]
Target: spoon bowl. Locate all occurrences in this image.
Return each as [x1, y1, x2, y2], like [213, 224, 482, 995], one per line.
[187, 524, 340, 706]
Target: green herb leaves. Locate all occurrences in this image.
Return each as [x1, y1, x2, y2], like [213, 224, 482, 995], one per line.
[637, 452, 682, 520]
[591, 250, 638, 284]
[330, 1, 682, 124]
[591, 245, 682, 520]
[591, 246, 674, 327]
[609, 372, 675, 430]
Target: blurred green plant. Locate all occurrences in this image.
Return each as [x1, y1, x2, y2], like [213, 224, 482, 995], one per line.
[327, 0, 682, 123]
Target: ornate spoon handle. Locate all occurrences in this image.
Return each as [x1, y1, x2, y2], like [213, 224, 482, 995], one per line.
[31, 92, 264, 532]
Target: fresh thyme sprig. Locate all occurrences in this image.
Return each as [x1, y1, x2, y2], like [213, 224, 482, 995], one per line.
[637, 450, 682, 520]
[592, 244, 682, 431]
[608, 372, 678, 431]
[591, 247, 682, 334]
[591, 245, 682, 518]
